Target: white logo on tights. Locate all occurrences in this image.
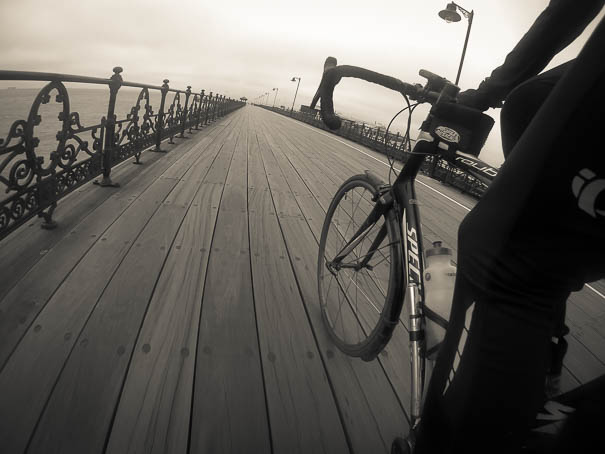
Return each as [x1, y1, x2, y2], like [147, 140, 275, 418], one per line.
[572, 169, 605, 218]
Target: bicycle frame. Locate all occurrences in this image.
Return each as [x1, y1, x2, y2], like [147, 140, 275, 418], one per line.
[391, 147, 429, 427]
[328, 130, 498, 427]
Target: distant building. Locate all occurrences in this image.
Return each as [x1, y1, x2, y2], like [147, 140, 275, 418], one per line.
[300, 105, 320, 118]
[300, 105, 318, 114]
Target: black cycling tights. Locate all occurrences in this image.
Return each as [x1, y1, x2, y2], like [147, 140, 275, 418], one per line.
[415, 276, 562, 453]
[414, 62, 605, 453]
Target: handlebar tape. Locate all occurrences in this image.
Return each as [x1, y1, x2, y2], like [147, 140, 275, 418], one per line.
[311, 57, 416, 130]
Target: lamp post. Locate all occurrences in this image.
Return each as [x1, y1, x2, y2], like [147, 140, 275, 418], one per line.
[438, 2, 474, 85]
[265, 92, 270, 105]
[290, 76, 301, 114]
[272, 87, 279, 108]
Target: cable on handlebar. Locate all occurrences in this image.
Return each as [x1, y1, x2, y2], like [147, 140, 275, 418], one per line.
[385, 95, 414, 184]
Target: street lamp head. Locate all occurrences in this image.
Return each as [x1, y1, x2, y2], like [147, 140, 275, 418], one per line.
[439, 3, 461, 23]
[291, 77, 299, 82]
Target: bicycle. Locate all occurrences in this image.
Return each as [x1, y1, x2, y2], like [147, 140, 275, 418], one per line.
[312, 57, 496, 453]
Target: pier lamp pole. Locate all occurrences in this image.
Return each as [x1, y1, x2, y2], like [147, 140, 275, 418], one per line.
[438, 2, 474, 85]
[265, 92, 270, 105]
[290, 77, 301, 114]
[272, 87, 279, 107]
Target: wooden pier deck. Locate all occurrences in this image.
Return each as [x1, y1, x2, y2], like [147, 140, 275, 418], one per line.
[0, 106, 603, 454]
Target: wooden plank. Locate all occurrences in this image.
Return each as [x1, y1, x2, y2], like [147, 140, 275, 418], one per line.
[0, 118, 234, 454]
[267, 110, 461, 252]
[104, 112, 246, 454]
[566, 299, 605, 364]
[562, 333, 605, 384]
[190, 111, 271, 454]
[25, 115, 242, 454]
[589, 280, 605, 296]
[250, 121, 349, 453]
[103, 181, 222, 454]
[0, 119, 230, 302]
[0, 120, 229, 371]
[254, 115, 411, 451]
[258, 118, 410, 436]
[0, 179, 176, 454]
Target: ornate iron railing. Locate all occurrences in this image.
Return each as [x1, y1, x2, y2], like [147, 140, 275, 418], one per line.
[0, 67, 244, 241]
[259, 104, 491, 199]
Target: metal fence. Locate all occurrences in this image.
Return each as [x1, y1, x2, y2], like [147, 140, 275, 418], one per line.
[0, 67, 245, 241]
[259, 105, 490, 199]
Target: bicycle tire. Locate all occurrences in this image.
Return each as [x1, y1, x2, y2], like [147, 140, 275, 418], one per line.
[317, 174, 404, 361]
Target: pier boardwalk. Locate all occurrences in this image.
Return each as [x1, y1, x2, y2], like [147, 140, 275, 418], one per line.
[0, 105, 603, 453]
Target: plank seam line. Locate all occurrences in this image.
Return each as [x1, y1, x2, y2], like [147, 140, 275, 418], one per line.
[23, 114, 238, 454]
[0, 119, 224, 310]
[258, 116, 409, 442]
[263, 108, 472, 211]
[255, 120, 354, 452]
[268, 119, 412, 420]
[263, 109, 605, 302]
[186, 113, 265, 453]
[49, 119, 225, 209]
[246, 123, 275, 454]
[0, 118, 233, 375]
[104, 116, 239, 454]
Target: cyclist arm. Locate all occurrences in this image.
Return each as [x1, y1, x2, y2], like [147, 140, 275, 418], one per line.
[460, 0, 604, 110]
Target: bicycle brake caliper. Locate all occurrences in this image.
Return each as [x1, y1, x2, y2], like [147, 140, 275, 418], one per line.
[372, 184, 393, 208]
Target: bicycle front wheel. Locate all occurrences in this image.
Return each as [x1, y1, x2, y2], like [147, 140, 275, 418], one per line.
[317, 174, 404, 361]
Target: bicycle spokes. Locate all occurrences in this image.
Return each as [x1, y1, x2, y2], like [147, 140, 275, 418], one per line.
[319, 183, 395, 347]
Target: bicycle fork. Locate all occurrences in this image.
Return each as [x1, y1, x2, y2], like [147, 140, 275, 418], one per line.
[407, 282, 424, 427]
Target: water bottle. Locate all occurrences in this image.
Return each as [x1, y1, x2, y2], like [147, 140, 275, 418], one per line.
[423, 241, 456, 361]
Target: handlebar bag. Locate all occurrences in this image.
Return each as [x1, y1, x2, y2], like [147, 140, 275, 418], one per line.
[425, 102, 495, 157]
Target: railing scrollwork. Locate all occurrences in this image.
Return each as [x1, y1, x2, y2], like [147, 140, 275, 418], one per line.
[0, 67, 245, 241]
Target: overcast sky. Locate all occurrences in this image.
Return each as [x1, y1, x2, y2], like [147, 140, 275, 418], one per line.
[1, 0, 603, 166]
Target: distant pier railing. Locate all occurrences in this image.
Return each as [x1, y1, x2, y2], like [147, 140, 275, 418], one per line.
[0, 67, 244, 241]
[259, 105, 490, 199]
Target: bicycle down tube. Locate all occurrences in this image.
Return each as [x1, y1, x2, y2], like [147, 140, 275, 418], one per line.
[393, 144, 429, 426]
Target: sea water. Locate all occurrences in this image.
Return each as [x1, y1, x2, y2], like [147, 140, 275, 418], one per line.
[0, 85, 167, 173]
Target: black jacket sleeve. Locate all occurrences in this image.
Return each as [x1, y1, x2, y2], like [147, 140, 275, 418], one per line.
[475, 0, 604, 108]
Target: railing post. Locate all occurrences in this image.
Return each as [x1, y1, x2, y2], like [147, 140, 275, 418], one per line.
[205, 92, 212, 124]
[212, 94, 219, 121]
[179, 86, 191, 139]
[374, 127, 380, 150]
[197, 90, 205, 128]
[385, 131, 391, 155]
[153, 79, 169, 152]
[429, 156, 438, 178]
[95, 66, 123, 187]
[189, 94, 199, 132]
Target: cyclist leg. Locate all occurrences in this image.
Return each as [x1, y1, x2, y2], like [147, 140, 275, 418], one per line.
[414, 71, 605, 453]
[500, 62, 574, 394]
